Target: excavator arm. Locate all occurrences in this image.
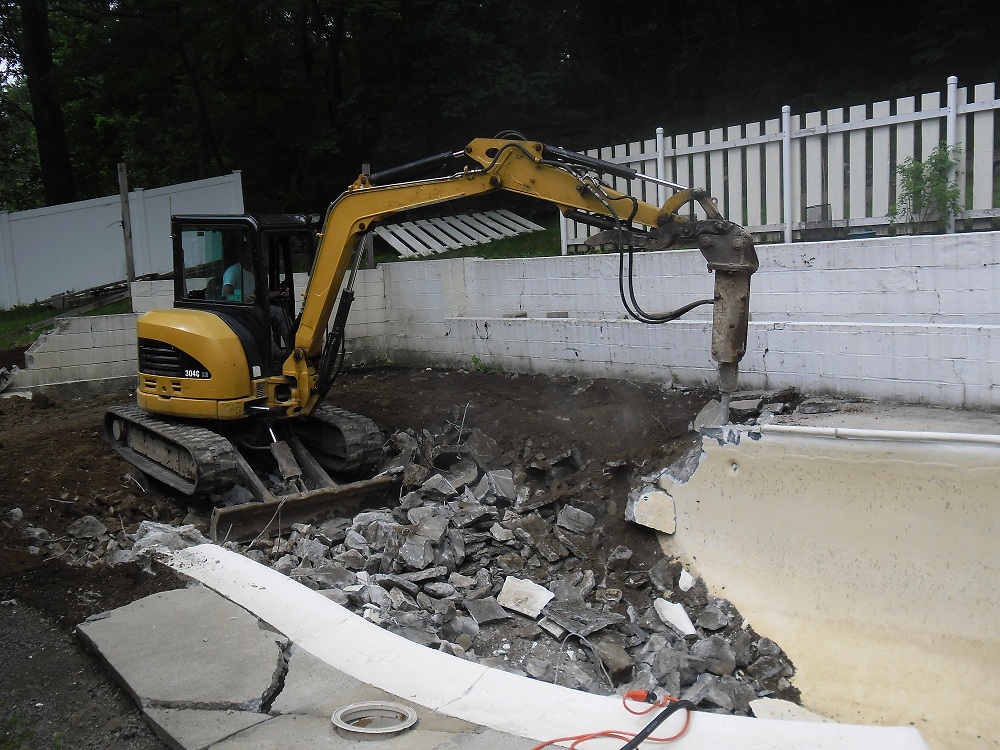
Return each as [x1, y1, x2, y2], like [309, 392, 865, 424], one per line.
[285, 137, 757, 418]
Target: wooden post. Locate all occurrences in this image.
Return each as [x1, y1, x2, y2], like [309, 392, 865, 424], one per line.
[118, 162, 136, 308]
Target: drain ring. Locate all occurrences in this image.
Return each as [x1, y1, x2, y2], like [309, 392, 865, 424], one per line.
[331, 701, 418, 740]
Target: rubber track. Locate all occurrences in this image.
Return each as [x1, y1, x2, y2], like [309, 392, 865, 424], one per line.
[104, 404, 238, 496]
[296, 405, 383, 473]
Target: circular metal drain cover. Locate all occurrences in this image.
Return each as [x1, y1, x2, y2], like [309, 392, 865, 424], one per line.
[331, 701, 418, 740]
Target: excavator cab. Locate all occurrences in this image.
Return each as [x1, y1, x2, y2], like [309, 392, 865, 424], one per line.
[172, 214, 314, 376]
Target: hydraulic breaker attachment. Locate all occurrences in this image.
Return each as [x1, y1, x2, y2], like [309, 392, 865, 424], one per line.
[585, 189, 758, 422]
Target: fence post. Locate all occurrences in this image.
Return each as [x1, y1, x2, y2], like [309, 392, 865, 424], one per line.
[0, 211, 16, 309]
[945, 75, 959, 234]
[117, 163, 136, 308]
[559, 212, 568, 256]
[782, 105, 793, 243]
[656, 127, 666, 206]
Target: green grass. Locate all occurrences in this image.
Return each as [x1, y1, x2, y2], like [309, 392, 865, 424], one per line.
[0, 714, 35, 750]
[0, 298, 133, 350]
[373, 222, 561, 264]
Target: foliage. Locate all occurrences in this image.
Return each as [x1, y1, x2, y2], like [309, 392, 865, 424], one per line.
[471, 355, 504, 375]
[888, 144, 962, 233]
[0, 298, 129, 349]
[1, 1, 999, 214]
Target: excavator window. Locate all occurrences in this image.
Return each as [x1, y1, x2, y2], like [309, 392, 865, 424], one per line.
[178, 225, 255, 304]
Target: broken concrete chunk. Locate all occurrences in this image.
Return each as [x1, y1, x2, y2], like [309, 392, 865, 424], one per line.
[797, 398, 842, 414]
[398, 536, 435, 570]
[462, 429, 502, 467]
[543, 600, 625, 637]
[485, 469, 517, 502]
[625, 486, 676, 534]
[696, 605, 730, 631]
[606, 545, 633, 572]
[653, 599, 697, 636]
[647, 558, 674, 594]
[556, 505, 596, 534]
[420, 473, 460, 498]
[412, 513, 450, 544]
[678, 568, 696, 592]
[67, 515, 108, 539]
[497, 577, 554, 618]
[463, 596, 512, 625]
[592, 640, 635, 685]
[293, 538, 328, 565]
[489, 522, 515, 542]
[691, 634, 737, 676]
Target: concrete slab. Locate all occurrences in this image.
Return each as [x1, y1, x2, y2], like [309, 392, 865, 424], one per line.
[272, 645, 483, 735]
[77, 585, 287, 711]
[209, 713, 518, 750]
[143, 707, 270, 750]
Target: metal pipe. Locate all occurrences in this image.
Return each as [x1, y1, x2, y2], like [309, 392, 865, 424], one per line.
[782, 105, 793, 244]
[945, 75, 959, 234]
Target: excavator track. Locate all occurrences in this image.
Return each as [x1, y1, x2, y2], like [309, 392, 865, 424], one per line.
[104, 404, 238, 496]
[292, 405, 383, 474]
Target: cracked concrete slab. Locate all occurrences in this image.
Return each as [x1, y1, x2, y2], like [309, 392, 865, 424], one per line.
[77, 585, 287, 711]
[209, 713, 525, 750]
[272, 645, 482, 735]
[143, 707, 271, 750]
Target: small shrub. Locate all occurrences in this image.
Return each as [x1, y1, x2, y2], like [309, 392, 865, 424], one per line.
[888, 143, 962, 234]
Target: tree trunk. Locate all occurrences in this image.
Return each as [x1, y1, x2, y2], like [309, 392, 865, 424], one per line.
[17, 0, 76, 205]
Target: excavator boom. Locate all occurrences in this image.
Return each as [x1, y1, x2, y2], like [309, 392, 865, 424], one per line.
[105, 135, 757, 537]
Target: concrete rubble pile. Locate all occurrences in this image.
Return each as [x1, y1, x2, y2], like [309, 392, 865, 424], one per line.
[233, 422, 797, 715]
[6, 417, 799, 716]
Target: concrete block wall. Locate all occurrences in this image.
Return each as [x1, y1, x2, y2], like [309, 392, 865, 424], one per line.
[17, 232, 1000, 408]
[17, 313, 139, 388]
[346, 231, 1000, 409]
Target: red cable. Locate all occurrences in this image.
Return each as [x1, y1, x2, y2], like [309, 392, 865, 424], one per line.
[530, 692, 692, 750]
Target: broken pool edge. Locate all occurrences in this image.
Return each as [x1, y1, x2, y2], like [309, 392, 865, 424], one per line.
[643, 420, 1000, 750]
[165, 544, 927, 749]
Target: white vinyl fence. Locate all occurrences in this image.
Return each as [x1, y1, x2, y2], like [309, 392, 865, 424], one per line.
[563, 76, 999, 251]
[0, 172, 244, 309]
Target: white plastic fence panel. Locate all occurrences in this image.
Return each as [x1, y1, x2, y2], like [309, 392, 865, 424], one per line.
[804, 110, 823, 213]
[972, 83, 995, 213]
[790, 113, 802, 224]
[849, 104, 868, 221]
[727, 125, 744, 225]
[921, 91, 941, 159]
[691, 132, 708, 218]
[709, 128, 726, 217]
[675, 133, 692, 217]
[745, 121, 763, 227]
[872, 100, 892, 218]
[827, 108, 846, 221]
[956, 86, 970, 209]
[764, 119, 782, 226]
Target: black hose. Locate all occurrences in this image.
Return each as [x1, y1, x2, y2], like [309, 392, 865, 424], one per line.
[617, 700, 696, 750]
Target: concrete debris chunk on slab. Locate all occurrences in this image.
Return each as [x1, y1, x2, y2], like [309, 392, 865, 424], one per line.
[497, 576, 554, 618]
[625, 486, 676, 534]
[653, 598, 697, 636]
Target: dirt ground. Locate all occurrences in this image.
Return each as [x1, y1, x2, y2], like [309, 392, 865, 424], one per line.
[0, 365, 712, 748]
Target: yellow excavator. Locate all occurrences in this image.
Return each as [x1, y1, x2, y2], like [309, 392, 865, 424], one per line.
[104, 136, 757, 534]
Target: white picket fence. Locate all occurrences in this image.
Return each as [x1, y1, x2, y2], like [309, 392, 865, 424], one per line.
[562, 76, 999, 251]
